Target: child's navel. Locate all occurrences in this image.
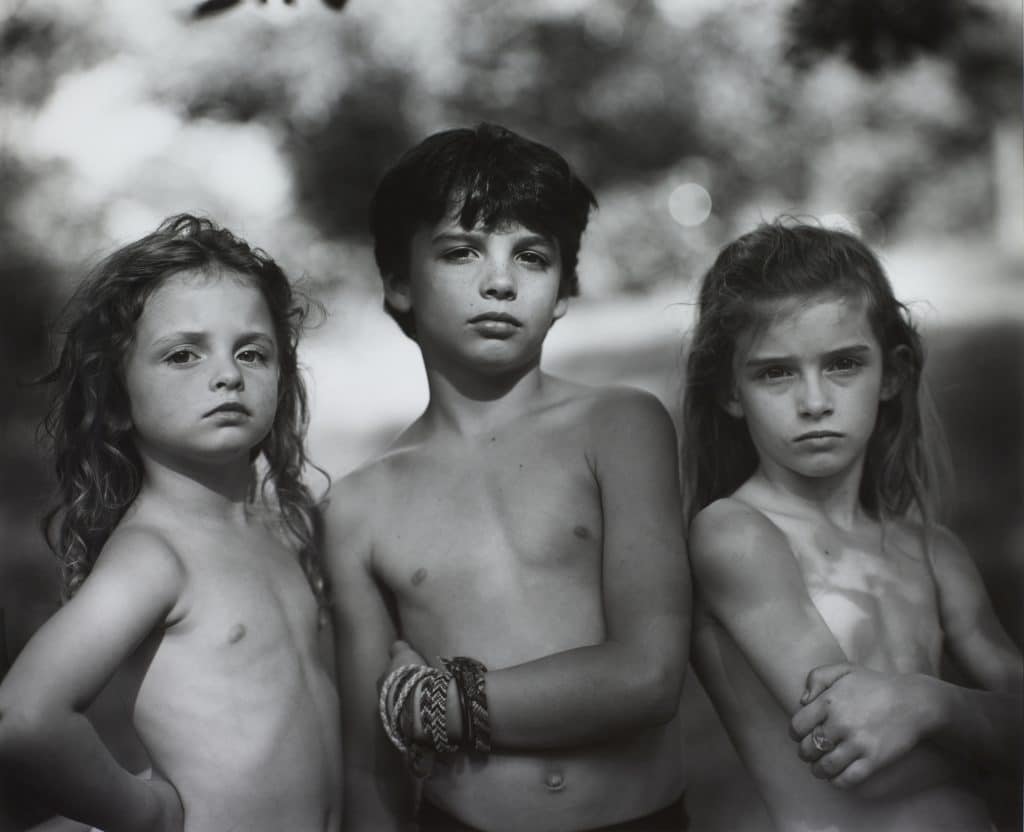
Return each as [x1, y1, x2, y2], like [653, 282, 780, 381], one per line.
[572, 525, 591, 540]
[227, 623, 247, 644]
[411, 567, 428, 586]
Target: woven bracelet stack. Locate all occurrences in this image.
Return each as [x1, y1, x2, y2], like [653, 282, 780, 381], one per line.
[379, 656, 490, 758]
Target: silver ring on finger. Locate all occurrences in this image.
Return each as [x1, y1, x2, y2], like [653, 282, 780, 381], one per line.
[811, 724, 835, 753]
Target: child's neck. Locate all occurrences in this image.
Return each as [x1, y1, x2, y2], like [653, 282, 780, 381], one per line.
[137, 450, 254, 524]
[752, 459, 868, 530]
[422, 357, 547, 436]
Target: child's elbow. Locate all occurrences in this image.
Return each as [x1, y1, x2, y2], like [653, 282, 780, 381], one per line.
[637, 662, 685, 725]
[0, 700, 48, 764]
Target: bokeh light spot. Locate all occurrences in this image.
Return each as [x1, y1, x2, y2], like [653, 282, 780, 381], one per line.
[668, 183, 712, 227]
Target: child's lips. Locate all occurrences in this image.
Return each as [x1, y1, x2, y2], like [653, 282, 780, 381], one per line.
[469, 312, 522, 326]
[794, 430, 843, 442]
[204, 402, 250, 417]
[469, 312, 522, 338]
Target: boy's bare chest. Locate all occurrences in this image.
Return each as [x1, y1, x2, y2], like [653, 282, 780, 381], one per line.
[376, 436, 603, 586]
[783, 523, 942, 671]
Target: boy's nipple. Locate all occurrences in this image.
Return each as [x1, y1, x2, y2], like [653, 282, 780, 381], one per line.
[543, 768, 566, 792]
[227, 623, 247, 644]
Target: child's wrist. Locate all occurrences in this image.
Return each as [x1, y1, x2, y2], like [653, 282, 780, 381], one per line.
[910, 673, 947, 739]
[445, 676, 464, 744]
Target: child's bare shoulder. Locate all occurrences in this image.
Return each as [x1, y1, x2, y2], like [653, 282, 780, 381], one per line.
[690, 497, 792, 577]
[82, 521, 187, 620]
[98, 520, 186, 581]
[321, 444, 414, 558]
[555, 380, 673, 436]
[883, 516, 966, 567]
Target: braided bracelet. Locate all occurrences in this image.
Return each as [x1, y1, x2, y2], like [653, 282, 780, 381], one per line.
[419, 668, 457, 753]
[378, 664, 431, 753]
[441, 656, 490, 753]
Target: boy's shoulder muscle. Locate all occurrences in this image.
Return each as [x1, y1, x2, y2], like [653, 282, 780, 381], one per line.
[571, 383, 674, 442]
[321, 454, 397, 571]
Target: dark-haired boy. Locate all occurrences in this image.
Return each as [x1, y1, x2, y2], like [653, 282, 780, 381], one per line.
[325, 123, 691, 832]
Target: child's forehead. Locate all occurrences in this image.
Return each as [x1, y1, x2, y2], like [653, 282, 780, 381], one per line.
[741, 291, 876, 352]
[420, 211, 555, 243]
[140, 267, 270, 324]
[154, 266, 258, 293]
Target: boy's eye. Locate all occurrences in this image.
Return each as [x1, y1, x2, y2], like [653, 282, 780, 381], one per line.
[165, 349, 199, 365]
[516, 250, 551, 268]
[828, 356, 862, 373]
[441, 247, 476, 262]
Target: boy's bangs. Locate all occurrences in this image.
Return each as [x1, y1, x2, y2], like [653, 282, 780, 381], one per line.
[444, 168, 560, 238]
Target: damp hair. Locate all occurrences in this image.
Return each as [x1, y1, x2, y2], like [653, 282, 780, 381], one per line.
[369, 122, 597, 338]
[681, 218, 948, 526]
[39, 213, 329, 608]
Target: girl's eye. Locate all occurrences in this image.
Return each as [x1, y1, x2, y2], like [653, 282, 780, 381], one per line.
[165, 349, 199, 365]
[236, 348, 267, 365]
[757, 366, 791, 382]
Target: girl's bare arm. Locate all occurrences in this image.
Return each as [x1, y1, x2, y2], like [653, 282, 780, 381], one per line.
[0, 528, 185, 832]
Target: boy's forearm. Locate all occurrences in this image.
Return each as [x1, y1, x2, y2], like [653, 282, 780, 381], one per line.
[461, 640, 683, 749]
[0, 710, 163, 832]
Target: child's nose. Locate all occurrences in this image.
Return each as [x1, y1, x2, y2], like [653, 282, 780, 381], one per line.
[211, 359, 244, 391]
[798, 376, 832, 417]
[480, 260, 517, 300]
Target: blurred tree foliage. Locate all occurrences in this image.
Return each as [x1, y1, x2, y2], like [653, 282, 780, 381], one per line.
[786, 0, 1019, 119]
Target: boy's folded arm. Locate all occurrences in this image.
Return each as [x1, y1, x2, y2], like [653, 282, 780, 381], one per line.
[689, 501, 956, 798]
[324, 489, 412, 832]
[923, 525, 1023, 769]
[483, 390, 691, 748]
[0, 529, 185, 832]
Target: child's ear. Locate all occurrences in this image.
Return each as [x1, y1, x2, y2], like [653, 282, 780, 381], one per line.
[719, 386, 744, 419]
[881, 345, 912, 401]
[382, 273, 412, 313]
[552, 296, 568, 321]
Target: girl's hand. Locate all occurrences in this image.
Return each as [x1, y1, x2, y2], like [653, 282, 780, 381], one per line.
[790, 663, 937, 787]
[387, 639, 427, 675]
[380, 640, 430, 744]
[146, 774, 184, 832]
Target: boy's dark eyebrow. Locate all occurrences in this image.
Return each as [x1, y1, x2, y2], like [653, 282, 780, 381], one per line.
[744, 344, 873, 368]
[430, 230, 556, 249]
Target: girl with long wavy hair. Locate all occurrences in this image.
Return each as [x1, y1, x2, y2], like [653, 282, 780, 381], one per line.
[681, 219, 1021, 832]
[0, 214, 341, 832]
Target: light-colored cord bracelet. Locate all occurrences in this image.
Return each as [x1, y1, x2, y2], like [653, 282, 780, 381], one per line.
[378, 664, 431, 753]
